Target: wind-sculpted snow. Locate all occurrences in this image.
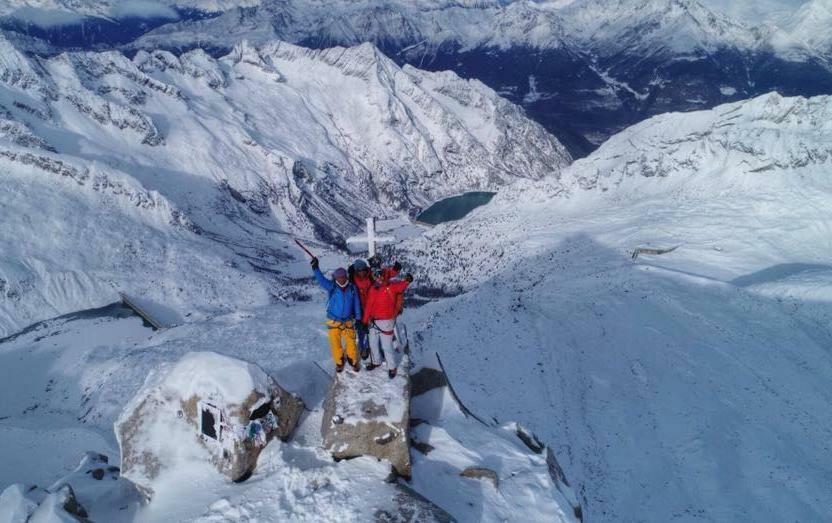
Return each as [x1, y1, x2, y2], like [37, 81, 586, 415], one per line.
[394, 92, 832, 521]
[0, 34, 567, 336]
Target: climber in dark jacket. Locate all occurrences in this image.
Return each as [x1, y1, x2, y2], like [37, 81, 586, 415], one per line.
[312, 257, 362, 373]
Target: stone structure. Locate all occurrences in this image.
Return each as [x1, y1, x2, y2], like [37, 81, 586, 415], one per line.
[321, 362, 412, 477]
[116, 352, 303, 499]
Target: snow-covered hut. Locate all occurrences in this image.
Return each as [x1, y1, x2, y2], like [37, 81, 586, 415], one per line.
[115, 352, 303, 499]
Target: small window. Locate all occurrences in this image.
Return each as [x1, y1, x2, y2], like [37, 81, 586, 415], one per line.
[249, 401, 272, 420]
[198, 402, 222, 442]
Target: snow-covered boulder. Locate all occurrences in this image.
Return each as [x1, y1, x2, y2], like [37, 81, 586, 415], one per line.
[0, 483, 90, 523]
[29, 485, 89, 523]
[0, 484, 44, 523]
[321, 363, 412, 477]
[381, 484, 455, 523]
[115, 351, 303, 500]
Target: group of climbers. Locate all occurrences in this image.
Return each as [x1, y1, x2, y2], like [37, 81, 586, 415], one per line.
[311, 254, 413, 379]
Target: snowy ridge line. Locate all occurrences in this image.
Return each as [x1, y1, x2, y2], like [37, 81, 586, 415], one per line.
[435, 352, 492, 426]
[398, 90, 832, 521]
[631, 245, 680, 260]
[118, 292, 166, 331]
[119, 0, 811, 58]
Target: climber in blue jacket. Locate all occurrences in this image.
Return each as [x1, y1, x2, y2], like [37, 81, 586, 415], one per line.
[312, 257, 362, 373]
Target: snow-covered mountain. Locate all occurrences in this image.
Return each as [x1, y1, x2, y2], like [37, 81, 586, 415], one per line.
[0, 33, 568, 336]
[768, 0, 832, 59]
[4, 1, 832, 154]
[108, 0, 832, 153]
[393, 92, 832, 520]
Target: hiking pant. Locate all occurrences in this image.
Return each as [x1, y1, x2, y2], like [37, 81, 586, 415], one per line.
[369, 319, 397, 369]
[326, 319, 358, 366]
[356, 322, 370, 353]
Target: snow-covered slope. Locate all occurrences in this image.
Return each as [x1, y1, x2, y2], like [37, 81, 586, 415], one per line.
[0, 34, 568, 336]
[768, 0, 832, 59]
[395, 92, 832, 520]
[560, 0, 762, 56]
[0, 299, 579, 522]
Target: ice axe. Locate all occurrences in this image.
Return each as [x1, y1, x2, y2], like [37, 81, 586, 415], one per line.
[294, 239, 317, 260]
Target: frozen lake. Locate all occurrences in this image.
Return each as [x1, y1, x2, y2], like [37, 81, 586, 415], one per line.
[417, 192, 496, 225]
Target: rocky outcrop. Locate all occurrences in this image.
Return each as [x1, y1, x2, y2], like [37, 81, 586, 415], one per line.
[375, 484, 455, 523]
[0, 483, 90, 523]
[459, 467, 499, 489]
[514, 424, 583, 522]
[116, 352, 303, 500]
[321, 364, 412, 477]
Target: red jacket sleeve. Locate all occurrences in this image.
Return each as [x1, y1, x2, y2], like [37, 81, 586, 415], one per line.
[362, 289, 374, 324]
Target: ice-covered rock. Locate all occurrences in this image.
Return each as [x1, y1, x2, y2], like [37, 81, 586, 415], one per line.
[378, 484, 455, 523]
[0, 482, 92, 523]
[321, 363, 412, 477]
[27, 485, 88, 523]
[33, 486, 88, 522]
[0, 484, 44, 523]
[115, 351, 303, 499]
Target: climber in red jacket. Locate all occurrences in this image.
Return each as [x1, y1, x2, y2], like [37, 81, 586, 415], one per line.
[362, 266, 413, 378]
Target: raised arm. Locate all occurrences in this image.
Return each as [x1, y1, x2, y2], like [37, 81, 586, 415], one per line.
[389, 277, 412, 294]
[312, 258, 334, 292]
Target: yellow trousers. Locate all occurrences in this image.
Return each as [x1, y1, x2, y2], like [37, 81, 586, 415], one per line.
[326, 320, 358, 366]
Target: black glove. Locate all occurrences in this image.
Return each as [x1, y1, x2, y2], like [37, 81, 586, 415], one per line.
[368, 254, 381, 269]
[403, 273, 413, 283]
[310, 257, 319, 270]
[393, 261, 402, 272]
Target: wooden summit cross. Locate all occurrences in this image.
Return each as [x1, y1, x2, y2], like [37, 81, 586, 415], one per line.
[347, 217, 394, 257]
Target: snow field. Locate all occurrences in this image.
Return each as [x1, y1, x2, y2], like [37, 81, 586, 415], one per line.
[396, 93, 832, 521]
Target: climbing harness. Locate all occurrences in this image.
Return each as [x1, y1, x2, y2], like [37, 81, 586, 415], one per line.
[327, 319, 355, 330]
[370, 320, 396, 336]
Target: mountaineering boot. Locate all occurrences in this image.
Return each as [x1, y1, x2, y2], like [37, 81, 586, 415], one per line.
[365, 363, 379, 371]
[350, 359, 361, 372]
[336, 360, 345, 373]
[361, 347, 370, 360]
[388, 368, 397, 379]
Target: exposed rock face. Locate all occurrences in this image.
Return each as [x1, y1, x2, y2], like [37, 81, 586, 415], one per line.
[321, 364, 412, 477]
[0, 484, 44, 522]
[459, 467, 499, 489]
[0, 483, 91, 523]
[116, 351, 303, 499]
[513, 423, 584, 522]
[375, 484, 456, 523]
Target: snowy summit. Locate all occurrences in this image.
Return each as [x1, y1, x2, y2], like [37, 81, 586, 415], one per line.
[1, 1, 831, 522]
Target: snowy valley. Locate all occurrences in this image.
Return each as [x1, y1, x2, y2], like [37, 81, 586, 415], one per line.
[0, 33, 567, 336]
[1, 2, 832, 522]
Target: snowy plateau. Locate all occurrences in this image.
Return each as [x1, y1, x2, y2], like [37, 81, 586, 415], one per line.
[0, 2, 831, 523]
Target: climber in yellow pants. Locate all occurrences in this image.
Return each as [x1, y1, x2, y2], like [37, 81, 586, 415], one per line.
[327, 319, 359, 370]
[312, 256, 362, 373]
